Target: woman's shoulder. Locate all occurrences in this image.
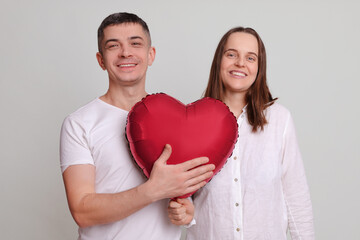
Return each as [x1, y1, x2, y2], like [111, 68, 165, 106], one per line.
[265, 101, 292, 122]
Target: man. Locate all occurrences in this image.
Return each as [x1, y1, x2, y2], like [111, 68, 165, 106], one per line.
[60, 12, 214, 239]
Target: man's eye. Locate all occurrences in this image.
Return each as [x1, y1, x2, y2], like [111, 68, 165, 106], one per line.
[107, 44, 119, 49]
[132, 42, 142, 46]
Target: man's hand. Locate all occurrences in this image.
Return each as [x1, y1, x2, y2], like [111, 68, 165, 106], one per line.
[142, 144, 215, 201]
[63, 144, 211, 227]
[168, 198, 194, 225]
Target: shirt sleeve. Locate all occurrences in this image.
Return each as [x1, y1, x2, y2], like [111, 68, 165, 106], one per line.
[60, 116, 94, 173]
[281, 113, 315, 240]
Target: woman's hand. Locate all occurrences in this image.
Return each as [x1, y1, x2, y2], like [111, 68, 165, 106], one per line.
[167, 198, 194, 225]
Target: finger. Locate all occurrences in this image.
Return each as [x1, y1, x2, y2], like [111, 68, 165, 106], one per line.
[183, 180, 207, 194]
[176, 198, 193, 208]
[169, 213, 191, 225]
[186, 164, 215, 179]
[179, 157, 209, 171]
[169, 211, 186, 220]
[156, 144, 172, 164]
[176, 198, 189, 205]
[175, 212, 186, 221]
[186, 171, 213, 187]
[168, 207, 186, 216]
[169, 200, 182, 208]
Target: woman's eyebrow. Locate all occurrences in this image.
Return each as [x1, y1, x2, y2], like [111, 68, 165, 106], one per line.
[248, 51, 258, 57]
[224, 49, 258, 57]
[224, 48, 237, 52]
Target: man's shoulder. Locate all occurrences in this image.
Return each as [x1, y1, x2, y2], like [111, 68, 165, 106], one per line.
[63, 98, 128, 129]
[66, 98, 100, 121]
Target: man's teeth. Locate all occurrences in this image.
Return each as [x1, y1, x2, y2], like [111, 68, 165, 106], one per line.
[119, 64, 136, 67]
[231, 71, 246, 77]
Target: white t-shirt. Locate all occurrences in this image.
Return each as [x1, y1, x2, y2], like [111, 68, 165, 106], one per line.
[60, 98, 180, 240]
[187, 103, 314, 240]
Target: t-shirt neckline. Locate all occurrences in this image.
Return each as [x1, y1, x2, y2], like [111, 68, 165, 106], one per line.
[96, 98, 129, 114]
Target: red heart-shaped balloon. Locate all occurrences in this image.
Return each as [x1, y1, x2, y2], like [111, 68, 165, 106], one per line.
[126, 93, 238, 198]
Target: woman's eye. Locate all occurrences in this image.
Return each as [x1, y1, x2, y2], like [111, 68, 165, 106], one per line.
[248, 56, 256, 62]
[226, 52, 237, 58]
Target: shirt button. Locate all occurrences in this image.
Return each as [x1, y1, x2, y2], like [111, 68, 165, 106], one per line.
[235, 203, 239, 207]
[236, 228, 240, 232]
[233, 156, 237, 160]
[234, 178, 238, 182]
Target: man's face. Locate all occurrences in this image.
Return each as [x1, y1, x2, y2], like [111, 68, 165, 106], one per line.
[96, 23, 155, 87]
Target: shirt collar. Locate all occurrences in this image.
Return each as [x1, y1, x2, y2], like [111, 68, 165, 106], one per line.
[242, 104, 248, 113]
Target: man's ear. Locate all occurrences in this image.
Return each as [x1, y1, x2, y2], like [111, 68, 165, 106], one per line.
[147, 47, 156, 66]
[96, 52, 106, 70]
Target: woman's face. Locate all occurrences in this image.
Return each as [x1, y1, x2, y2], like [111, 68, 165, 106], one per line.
[220, 32, 259, 95]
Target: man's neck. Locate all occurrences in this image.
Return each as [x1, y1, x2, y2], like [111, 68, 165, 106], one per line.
[100, 85, 147, 111]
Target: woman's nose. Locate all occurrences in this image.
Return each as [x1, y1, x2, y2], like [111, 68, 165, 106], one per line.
[235, 56, 245, 67]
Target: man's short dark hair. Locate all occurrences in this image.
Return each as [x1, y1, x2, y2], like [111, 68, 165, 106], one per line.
[97, 12, 151, 53]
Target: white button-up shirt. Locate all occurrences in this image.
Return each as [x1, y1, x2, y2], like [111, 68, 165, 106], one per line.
[187, 103, 314, 240]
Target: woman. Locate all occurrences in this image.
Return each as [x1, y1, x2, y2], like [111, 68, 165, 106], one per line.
[168, 27, 315, 239]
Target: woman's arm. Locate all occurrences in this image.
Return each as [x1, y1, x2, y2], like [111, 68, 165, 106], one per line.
[281, 113, 315, 239]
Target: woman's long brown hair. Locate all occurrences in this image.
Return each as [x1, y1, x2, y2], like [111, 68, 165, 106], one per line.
[204, 27, 277, 132]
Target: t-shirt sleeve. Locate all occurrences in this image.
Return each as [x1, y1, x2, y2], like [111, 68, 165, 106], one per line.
[60, 115, 94, 173]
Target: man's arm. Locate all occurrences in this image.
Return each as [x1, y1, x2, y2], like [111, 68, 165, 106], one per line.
[63, 144, 214, 228]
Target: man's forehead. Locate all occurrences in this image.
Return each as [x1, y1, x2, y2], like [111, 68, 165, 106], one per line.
[103, 23, 146, 39]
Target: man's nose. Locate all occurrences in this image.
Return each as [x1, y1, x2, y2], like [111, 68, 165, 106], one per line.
[119, 45, 132, 58]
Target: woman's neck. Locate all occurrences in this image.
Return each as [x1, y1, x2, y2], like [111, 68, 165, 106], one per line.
[223, 92, 246, 118]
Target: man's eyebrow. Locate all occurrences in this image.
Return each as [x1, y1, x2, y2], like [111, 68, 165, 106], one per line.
[104, 39, 119, 45]
[129, 36, 145, 41]
[104, 36, 144, 45]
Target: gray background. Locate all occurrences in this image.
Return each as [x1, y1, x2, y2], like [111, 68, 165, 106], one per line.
[1, 0, 359, 239]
